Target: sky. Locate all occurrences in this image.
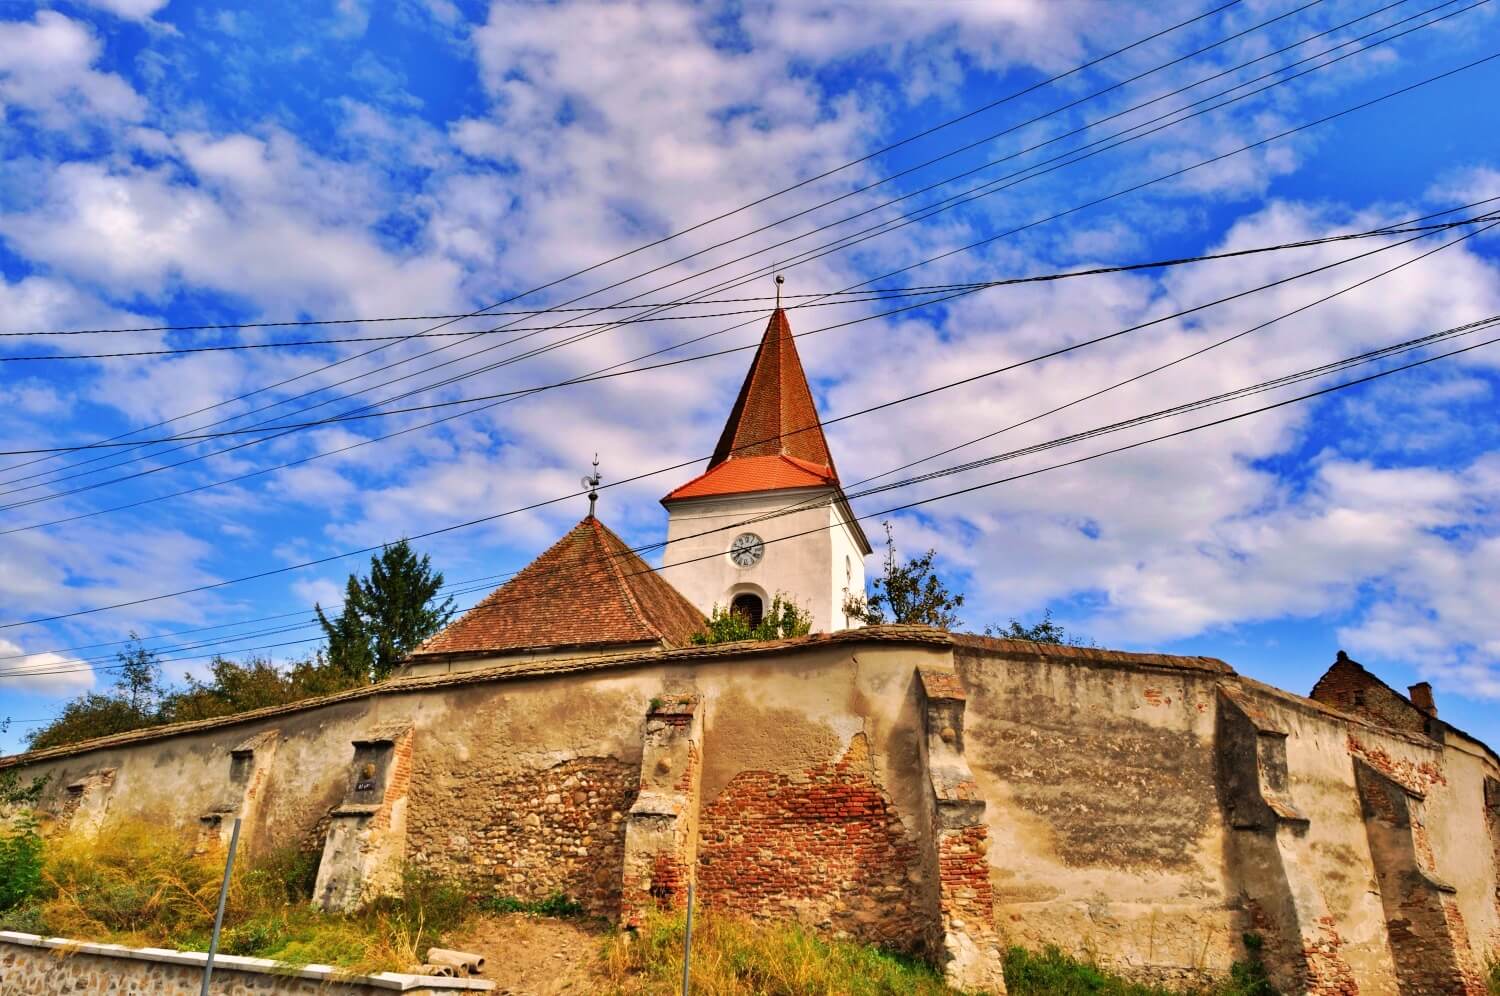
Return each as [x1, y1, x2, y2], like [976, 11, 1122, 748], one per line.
[1, 0, 1499, 753]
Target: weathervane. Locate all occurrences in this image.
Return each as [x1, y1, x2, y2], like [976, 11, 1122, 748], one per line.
[582, 454, 601, 518]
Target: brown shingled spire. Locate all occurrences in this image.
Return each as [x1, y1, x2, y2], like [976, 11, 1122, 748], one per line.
[708, 308, 837, 477]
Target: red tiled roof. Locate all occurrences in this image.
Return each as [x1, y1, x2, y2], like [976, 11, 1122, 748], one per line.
[662, 454, 836, 502]
[706, 308, 837, 475]
[410, 516, 705, 658]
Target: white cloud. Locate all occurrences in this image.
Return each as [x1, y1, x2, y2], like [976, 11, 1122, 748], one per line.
[71, 0, 172, 23]
[0, 12, 144, 128]
[0, 637, 94, 695]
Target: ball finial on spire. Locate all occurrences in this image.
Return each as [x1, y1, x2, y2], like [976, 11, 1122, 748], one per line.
[775, 273, 784, 308]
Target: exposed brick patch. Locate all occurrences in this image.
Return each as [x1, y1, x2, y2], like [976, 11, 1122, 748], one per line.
[1301, 915, 1360, 996]
[936, 824, 996, 940]
[407, 755, 637, 918]
[696, 735, 926, 954]
[1347, 734, 1445, 792]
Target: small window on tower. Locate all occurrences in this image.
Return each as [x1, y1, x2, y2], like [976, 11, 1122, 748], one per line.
[731, 593, 763, 629]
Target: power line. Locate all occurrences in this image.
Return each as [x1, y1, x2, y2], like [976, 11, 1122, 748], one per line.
[2, 21, 1476, 513]
[3, 184, 1491, 627]
[4, 311, 1497, 682]
[8, 206, 1493, 454]
[3, 184, 1492, 540]
[0, 1, 1242, 485]
[0, 0, 1369, 498]
[0, 288, 978, 357]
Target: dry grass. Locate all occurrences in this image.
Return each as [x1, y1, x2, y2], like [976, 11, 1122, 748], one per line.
[26, 819, 467, 975]
[601, 909, 954, 995]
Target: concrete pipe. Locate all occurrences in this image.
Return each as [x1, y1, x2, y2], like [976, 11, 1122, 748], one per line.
[426, 948, 485, 975]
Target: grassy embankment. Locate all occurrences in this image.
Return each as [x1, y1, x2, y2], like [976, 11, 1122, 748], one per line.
[1, 819, 1287, 993]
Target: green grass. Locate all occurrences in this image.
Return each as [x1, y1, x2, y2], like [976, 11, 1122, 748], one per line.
[1003, 940, 1277, 996]
[1486, 958, 1499, 996]
[603, 910, 952, 995]
[478, 891, 587, 918]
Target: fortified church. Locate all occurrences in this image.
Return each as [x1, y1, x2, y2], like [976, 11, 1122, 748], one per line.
[404, 304, 870, 676]
[3, 309, 1500, 996]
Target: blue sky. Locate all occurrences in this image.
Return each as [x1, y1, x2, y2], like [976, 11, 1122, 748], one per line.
[2, 0, 1499, 753]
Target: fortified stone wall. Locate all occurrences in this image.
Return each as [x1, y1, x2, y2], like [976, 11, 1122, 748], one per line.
[2, 626, 1497, 995]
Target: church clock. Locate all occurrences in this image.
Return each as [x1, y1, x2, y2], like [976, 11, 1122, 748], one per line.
[729, 532, 765, 567]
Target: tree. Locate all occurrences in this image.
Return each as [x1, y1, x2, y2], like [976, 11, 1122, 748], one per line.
[114, 634, 163, 716]
[985, 609, 1096, 648]
[26, 637, 165, 751]
[691, 593, 813, 646]
[316, 539, 455, 683]
[843, 522, 965, 630]
[160, 652, 364, 723]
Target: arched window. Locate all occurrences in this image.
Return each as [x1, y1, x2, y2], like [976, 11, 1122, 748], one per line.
[730, 593, 763, 629]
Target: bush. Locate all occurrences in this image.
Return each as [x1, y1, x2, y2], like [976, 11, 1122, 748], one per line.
[479, 891, 586, 918]
[0, 822, 43, 912]
[603, 909, 950, 994]
[691, 593, 813, 645]
[0, 772, 50, 915]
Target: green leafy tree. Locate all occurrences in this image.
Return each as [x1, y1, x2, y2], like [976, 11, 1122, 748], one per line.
[160, 652, 365, 724]
[692, 593, 813, 646]
[842, 522, 965, 630]
[984, 609, 1096, 648]
[26, 636, 165, 751]
[316, 539, 455, 683]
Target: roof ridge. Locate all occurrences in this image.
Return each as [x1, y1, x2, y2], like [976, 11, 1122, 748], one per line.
[589, 517, 663, 643]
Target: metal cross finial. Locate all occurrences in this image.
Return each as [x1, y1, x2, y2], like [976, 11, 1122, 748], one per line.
[775, 273, 784, 308]
[582, 454, 601, 518]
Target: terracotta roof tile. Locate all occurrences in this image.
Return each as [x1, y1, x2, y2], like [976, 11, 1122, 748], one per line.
[706, 309, 837, 475]
[411, 516, 704, 658]
[662, 454, 836, 502]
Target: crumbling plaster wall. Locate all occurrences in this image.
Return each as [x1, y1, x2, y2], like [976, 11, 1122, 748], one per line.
[955, 644, 1237, 989]
[4, 632, 1499, 995]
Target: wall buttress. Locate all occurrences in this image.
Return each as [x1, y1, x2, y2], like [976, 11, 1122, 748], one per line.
[620, 693, 703, 926]
[915, 665, 1007, 994]
[312, 725, 414, 913]
[1354, 759, 1487, 995]
[1217, 687, 1360, 995]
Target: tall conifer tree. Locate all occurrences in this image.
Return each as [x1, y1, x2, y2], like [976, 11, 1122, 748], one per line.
[316, 539, 455, 682]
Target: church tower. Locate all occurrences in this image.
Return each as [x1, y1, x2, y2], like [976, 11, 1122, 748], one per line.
[661, 306, 871, 633]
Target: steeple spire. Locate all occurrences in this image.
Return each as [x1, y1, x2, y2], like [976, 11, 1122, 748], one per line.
[707, 305, 837, 476]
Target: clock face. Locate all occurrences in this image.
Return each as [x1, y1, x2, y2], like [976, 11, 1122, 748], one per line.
[729, 532, 765, 568]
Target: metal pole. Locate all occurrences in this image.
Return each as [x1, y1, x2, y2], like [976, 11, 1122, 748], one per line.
[201, 817, 241, 996]
[680, 880, 695, 996]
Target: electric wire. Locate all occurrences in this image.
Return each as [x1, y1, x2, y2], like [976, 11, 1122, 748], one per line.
[0, 0, 1245, 484]
[4, 310, 1497, 681]
[4, 173, 1494, 629]
[1, 13, 1474, 512]
[8, 204, 1495, 455]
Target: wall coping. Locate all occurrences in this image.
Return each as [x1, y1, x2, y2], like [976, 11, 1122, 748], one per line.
[0, 625, 951, 767]
[0, 932, 494, 991]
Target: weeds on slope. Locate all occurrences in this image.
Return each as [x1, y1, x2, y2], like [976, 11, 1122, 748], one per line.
[602, 909, 952, 995]
[1, 819, 469, 974]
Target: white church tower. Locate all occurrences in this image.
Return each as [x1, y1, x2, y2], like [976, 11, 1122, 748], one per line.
[661, 305, 871, 633]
